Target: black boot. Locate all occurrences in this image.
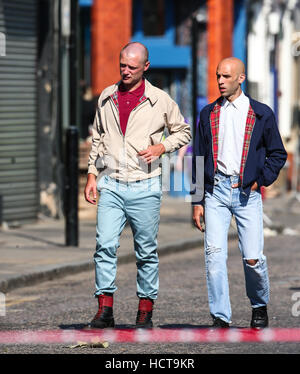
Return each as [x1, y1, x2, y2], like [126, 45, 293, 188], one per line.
[211, 317, 230, 328]
[90, 293, 115, 328]
[250, 306, 268, 329]
[135, 298, 154, 328]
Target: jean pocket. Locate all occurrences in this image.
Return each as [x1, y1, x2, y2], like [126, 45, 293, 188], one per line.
[214, 174, 226, 186]
[214, 176, 220, 186]
[249, 187, 261, 196]
[96, 175, 108, 191]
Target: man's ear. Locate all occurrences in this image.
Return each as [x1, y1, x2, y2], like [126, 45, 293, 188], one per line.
[238, 73, 246, 84]
[144, 61, 150, 72]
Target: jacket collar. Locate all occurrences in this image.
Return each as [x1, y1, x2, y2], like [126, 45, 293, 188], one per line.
[102, 78, 158, 105]
[209, 94, 264, 118]
[247, 96, 264, 117]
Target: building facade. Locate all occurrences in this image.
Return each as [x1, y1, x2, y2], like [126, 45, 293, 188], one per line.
[247, 0, 300, 193]
[1, 0, 298, 226]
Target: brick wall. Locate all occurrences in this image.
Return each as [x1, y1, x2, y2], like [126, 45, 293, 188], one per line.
[207, 0, 233, 103]
[91, 0, 132, 96]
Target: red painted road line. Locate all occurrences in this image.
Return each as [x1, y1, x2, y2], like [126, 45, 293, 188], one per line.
[1, 328, 300, 345]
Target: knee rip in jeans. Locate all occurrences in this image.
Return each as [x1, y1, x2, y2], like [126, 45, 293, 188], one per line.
[244, 258, 261, 267]
[205, 246, 222, 256]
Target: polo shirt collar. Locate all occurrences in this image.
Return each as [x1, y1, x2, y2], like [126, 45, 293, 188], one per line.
[119, 79, 145, 97]
[103, 78, 158, 105]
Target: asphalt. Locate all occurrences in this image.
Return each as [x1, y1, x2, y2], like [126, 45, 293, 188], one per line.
[1, 192, 300, 294]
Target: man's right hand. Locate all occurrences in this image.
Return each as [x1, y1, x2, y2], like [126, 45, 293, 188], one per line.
[192, 205, 205, 232]
[84, 173, 97, 205]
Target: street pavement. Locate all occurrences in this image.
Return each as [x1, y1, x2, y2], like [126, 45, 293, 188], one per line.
[0, 191, 300, 295]
[0, 194, 204, 293]
[0, 212, 300, 355]
[0, 191, 300, 356]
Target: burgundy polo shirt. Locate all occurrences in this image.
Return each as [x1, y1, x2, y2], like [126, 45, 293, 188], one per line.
[117, 79, 145, 135]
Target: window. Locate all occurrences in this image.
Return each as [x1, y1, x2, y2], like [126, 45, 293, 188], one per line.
[131, 0, 190, 68]
[143, 0, 165, 36]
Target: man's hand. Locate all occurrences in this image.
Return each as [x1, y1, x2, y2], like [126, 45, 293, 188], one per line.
[193, 205, 205, 232]
[84, 173, 97, 205]
[138, 144, 165, 164]
[231, 181, 258, 191]
[250, 181, 258, 191]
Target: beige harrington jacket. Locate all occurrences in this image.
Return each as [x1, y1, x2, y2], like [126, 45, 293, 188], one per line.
[87, 79, 191, 182]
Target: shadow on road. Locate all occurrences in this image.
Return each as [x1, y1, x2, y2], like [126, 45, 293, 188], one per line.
[159, 324, 211, 329]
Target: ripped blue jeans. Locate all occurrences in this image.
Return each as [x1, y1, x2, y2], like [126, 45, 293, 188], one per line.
[204, 172, 269, 323]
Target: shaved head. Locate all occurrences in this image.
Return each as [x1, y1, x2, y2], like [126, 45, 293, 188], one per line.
[119, 42, 150, 91]
[217, 57, 245, 75]
[216, 57, 246, 102]
[120, 42, 149, 64]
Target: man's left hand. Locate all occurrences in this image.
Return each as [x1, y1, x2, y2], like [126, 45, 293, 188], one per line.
[138, 144, 166, 164]
[232, 181, 258, 190]
[250, 181, 258, 191]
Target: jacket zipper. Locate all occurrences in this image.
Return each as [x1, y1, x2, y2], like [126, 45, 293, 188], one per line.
[110, 97, 123, 137]
[110, 95, 148, 177]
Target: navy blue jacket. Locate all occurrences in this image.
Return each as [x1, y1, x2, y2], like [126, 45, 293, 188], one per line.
[191, 96, 287, 205]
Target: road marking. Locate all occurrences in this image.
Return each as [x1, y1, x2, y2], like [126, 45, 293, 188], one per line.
[1, 328, 300, 344]
[5, 296, 40, 308]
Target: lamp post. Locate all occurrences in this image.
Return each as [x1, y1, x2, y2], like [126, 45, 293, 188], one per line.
[191, 14, 198, 143]
[61, 0, 79, 246]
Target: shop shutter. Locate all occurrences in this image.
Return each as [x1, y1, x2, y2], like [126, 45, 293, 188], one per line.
[0, 0, 38, 225]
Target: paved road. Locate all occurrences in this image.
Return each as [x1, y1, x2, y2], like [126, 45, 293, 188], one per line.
[0, 233, 300, 355]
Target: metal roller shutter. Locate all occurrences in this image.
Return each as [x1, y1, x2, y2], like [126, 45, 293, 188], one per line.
[0, 0, 38, 225]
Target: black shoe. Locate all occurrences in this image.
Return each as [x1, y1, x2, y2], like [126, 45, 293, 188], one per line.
[90, 294, 115, 329]
[211, 317, 230, 328]
[251, 306, 268, 329]
[90, 308, 115, 328]
[135, 298, 153, 329]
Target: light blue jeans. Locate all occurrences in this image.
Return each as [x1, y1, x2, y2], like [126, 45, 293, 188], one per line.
[204, 172, 269, 323]
[94, 175, 162, 300]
